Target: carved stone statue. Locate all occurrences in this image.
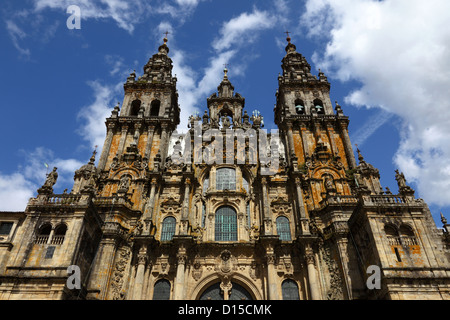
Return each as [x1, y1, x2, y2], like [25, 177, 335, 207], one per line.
[119, 175, 130, 192]
[43, 167, 58, 188]
[395, 169, 407, 188]
[221, 116, 231, 129]
[324, 175, 335, 192]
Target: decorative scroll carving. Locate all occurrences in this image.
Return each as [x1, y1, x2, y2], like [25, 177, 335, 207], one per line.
[110, 246, 132, 300]
[320, 242, 344, 300]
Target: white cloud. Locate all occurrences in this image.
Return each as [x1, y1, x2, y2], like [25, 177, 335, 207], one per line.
[5, 19, 31, 57]
[301, 0, 450, 206]
[212, 9, 276, 52]
[169, 7, 278, 132]
[0, 146, 85, 211]
[350, 110, 393, 148]
[0, 173, 36, 211]
[77, 80, 123, 151]
[34, 0, 151, 33]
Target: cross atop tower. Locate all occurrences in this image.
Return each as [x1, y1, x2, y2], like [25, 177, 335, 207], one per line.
[223, 63, 229, 77]
[163, 31, 170, 44]
[285, 30, 291, 43]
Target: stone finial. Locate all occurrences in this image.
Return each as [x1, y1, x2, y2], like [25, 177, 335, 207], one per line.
[441, 212, 448, 225]
[356, 148, 364, 163]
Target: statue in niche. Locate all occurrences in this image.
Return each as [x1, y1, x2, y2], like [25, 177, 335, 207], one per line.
[323, 175, 336, 193]
[119, 175, 131, 192]
[221, 116, 231, 129]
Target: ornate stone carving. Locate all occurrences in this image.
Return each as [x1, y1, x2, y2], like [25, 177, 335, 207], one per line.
[192, 259, 203, 281]
[110, 246, 131, 300]
[38, 167, 58, 194]
[321, 242, 344, 300]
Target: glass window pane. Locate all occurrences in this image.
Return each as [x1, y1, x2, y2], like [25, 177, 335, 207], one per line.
[229, 282, 253, 300]
[153, 279, 171, 300]
[199, 282, 223, 300]
[216, 168, 236, 191]
[215, 206, 237, 241]
[0, 222, 13, 235]
[276, 216, 291, 241]
[161, 217, 176, 241]
[282, 280, 300, 300]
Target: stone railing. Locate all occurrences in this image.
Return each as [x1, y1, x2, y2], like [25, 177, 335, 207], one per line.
[34, 235, 49, 244]
[363, 195, 406, 205]
[44, 194, 83, 205]
[50, 235, 65, 245]
[93, 196, 133, 208]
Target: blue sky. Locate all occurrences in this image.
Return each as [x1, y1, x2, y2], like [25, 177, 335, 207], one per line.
[1, 0, 450, 228]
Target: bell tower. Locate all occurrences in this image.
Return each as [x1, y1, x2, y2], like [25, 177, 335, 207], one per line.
[274, 35, 357, 215]
[95, 36, 179, 212]
[205, 67, 246, 129]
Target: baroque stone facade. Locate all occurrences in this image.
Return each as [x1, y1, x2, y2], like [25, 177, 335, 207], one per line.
[0, 36, 449, 300]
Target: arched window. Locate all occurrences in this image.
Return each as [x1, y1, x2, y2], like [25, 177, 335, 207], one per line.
[295, 99, 305, 114]
[229, 282, 253, 300]
[152, 279, 171, 300]
[314, 99, 324, 114]
[35, 223, 52, 244]
[384, 224, 400, 246]
[150, 100, 160, 117]
[215, 206, 237, 241]
[216, 168, 236, 191]
[161, 217, 176, 241]
[51, 224, 67, 245]
[385, 224, 402, 262]
[276, 216, 291, 241]
[399, 224, 418, 245]
[130, 99, 141, 116]
[199, 282, 253, 300]
[282, 279, 300, 300]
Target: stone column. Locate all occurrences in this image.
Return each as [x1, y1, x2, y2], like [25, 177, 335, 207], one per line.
[46, 227, 55, 245]
[117, 125, 129, 156]
[295, 178, 309, 235]
[160, 123, 169, 163]
[299, 123, 310, 158]
[266, 252, 279, 300]
[144, 126, 156, 160]
[98, 123, 116, 170]
[182, 178, 191, 220]
[133, 246, 147, 300]
[143, 178, 158, 234]
[338, 120, 357, 169]
[261, 177, 271, 235]
[180, 178, 191, 235]
[305, 245, 321, 300]
[335, 236, 352, 300]
[173, 253, 187, 300]
[88, 238, 118, 300]
[286, 122, 296, 161]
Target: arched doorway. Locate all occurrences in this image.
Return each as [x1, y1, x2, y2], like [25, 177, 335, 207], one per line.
[199, 281, 253, 300]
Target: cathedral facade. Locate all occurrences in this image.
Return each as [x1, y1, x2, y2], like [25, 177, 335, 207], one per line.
[0, 36, 449, 300]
